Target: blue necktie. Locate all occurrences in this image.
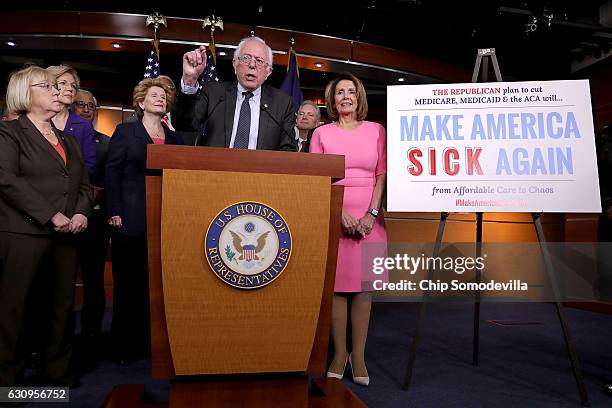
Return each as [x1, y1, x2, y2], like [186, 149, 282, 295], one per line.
[233, 91, 253, 149]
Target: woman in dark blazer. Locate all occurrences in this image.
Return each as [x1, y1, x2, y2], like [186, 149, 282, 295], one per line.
[105, 76, 183, 363]
[0, 66, 92, 386]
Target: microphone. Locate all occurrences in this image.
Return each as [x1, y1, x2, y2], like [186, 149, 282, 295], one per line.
[261, 103, 297, 151]
[194, 96, 225, 146]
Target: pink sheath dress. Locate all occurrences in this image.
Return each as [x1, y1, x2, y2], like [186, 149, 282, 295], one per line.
[310, 121, 387, 292]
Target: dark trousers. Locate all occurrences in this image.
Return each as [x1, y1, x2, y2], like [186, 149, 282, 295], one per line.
[0, 232, 77, 386]
[110, 232, 150, 358]
[79, 210, 110, 336]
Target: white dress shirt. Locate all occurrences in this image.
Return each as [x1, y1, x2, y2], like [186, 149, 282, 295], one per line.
[181, 79, 261, 149]
[294, 127, 307, 152]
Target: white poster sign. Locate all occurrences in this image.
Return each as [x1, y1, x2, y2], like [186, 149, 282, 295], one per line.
[387, 80, 601, 213]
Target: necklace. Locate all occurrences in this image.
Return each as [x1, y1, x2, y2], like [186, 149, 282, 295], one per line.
[41, 127, 54, 137]
[41, 128, 58, 144]
[36, 123, 58, 143]
[26, 114, 58, 143]
[145, 123, 164, 139]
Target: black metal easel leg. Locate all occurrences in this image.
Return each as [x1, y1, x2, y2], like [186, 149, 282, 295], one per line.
[403, 212, 449, 390]
[473, 212, 483, 366]
[532, 213, 589, 406]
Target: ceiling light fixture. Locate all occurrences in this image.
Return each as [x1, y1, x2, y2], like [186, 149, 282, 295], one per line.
[218, 51, 227, 56]
[6, 41, 16, 47]
[398, 77, 406, 82]
[111, 42, 122, 49]
[314, 62, 324, 68]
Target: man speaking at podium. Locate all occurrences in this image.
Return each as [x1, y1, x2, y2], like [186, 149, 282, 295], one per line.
[174, 36, 296, 151]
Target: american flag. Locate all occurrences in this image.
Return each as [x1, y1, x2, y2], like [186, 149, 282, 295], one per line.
[197, 40, 219, 91]
[143, 49, 160, 78]
[142, 45, 175, 130]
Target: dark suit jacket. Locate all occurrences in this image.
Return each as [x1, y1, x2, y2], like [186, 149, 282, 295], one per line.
[105, 120, 184, 237]
[173, 81, 296, 151]
[0, 115, 93, 235]
[300, 128, 315, 153]
[92, 130, 111, 188]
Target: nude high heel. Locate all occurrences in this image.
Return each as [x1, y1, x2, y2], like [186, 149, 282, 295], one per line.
[326, 355, 348, 380]
[349, 353, 370, 386]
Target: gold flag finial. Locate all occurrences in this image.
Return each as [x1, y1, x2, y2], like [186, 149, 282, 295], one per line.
[203, 15, 224, 34]
[146, 12, 167, 59]
[203, 15, 224, 63]
[146, 12, 167, 33]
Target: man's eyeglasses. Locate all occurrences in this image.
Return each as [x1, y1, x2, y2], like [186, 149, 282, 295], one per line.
[236, 54, 268, 69]
[57, 80, 78, 91]
[298, 112, 315, 117]
[74, 101, 96, 110]
[31, 82, 59, 92]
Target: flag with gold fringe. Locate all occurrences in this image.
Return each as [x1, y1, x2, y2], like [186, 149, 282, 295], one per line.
[198, 36, 220, 91]
[142, 36, 175, 130]
[280, 47, 303, 112]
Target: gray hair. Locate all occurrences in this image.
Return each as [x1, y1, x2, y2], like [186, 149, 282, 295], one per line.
[299, 100, 321, 122]
[75, 89, 98, 107]
[233, 36, 274, 68]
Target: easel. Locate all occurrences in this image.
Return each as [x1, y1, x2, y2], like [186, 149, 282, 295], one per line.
[401, 48, 589, 407]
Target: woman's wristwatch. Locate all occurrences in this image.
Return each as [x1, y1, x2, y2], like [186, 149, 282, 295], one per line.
[368, 208, 379, 218]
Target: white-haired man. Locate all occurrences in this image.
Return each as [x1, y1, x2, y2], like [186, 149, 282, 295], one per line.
[173, 36, 296, 151]
[295, 100, 321, 152]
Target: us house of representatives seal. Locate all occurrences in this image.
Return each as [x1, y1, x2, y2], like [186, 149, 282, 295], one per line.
[204, 201, 292, 289]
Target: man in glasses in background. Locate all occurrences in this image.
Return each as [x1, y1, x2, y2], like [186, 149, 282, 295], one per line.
[73, 90, 97, 124]
[71, 89, 111, 365]
[174, 36, 296, 151]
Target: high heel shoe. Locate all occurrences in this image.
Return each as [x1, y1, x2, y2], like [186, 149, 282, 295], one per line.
[348, 354, 370, 386]
[326, 355, 348, 380]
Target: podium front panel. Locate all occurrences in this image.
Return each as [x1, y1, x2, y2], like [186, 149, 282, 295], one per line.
[160, 169, 331, 375]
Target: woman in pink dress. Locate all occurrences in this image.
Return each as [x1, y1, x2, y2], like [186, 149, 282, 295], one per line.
[310, 73, 387, 386]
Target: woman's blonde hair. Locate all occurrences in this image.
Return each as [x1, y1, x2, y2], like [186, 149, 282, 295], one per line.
[46, 64, 81, 89]
[6, 65, 56, 114]
[326, 72, 368, 122]
[132, 76, 176, 118]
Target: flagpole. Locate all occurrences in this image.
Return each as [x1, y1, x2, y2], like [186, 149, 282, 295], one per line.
[146, 12, 167, 61]
[280, 36, 304, 112]
[203, 15, 224, 63]
[197, 15, 223, 89]
[145, 13, 175, 130]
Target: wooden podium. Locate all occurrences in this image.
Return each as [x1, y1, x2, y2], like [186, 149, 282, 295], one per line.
[103, 146, 366, 408]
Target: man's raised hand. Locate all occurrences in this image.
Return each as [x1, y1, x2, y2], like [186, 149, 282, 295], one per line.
[182, 45, 207, 86]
